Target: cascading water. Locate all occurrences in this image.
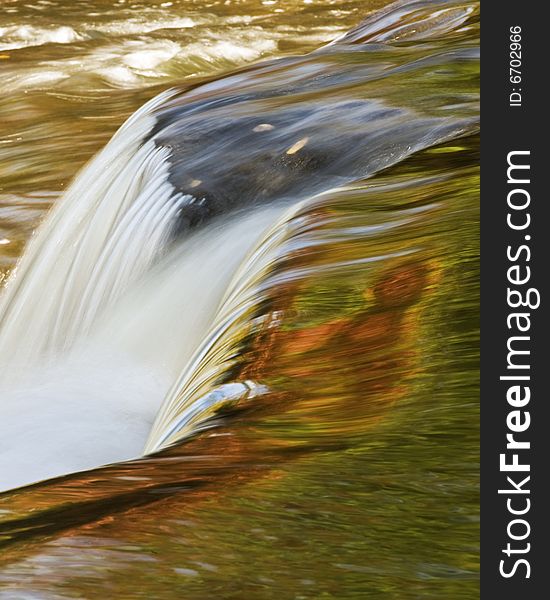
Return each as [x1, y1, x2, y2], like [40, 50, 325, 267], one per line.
[0, 10, 479, 598]
[0, 0, 478, 494]
[0, 204, 286, 490]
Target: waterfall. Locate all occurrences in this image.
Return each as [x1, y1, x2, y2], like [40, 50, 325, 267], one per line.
[0, 89, 184, 372]
[0, 203, 286, 491]
[0, 0, 479, 492]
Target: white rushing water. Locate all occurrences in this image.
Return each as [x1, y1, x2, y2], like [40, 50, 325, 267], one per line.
[0, 204, 284, 491]
[0, 91, 286, 491]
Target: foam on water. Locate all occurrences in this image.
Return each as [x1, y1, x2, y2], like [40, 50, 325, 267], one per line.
[0, 346, 169, 491]
[92, 16, 196, 36]
[3, 32, 279, 91]
[0, 24, 83, 51]
[0, 14, 196, 53]
[0, 204, 283, 492]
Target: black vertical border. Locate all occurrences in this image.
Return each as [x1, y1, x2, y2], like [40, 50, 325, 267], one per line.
[482, 1, 548, 597]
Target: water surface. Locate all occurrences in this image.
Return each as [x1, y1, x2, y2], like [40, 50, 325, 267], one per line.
[0, 1, 478, 598]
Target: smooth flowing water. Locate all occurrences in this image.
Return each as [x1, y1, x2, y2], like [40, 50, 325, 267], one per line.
[0, 1, 479, 598]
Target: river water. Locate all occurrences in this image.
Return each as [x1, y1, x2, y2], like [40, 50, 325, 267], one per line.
[0, 1, 478, 598]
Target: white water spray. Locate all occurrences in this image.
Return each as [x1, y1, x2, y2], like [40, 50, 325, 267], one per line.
[0, 91, 287, 491]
